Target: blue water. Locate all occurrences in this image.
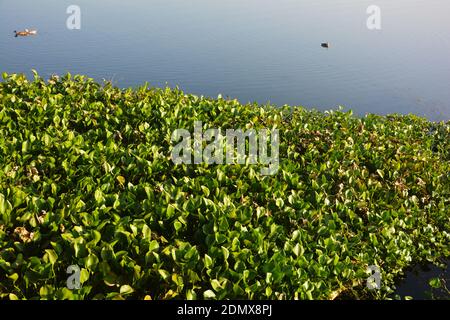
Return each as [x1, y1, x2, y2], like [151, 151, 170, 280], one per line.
[1, 0, 450, 121]
[0, 0, 449, 298]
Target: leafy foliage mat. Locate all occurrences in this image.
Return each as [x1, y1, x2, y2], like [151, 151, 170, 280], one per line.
[0, 73, 449, 299]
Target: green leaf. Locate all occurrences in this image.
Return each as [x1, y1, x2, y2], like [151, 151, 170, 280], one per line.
[211, 279, 222, 292]
[57, 288, 75, 300]
[203, 290, 216, 299]
[94, 189, 104, 204]
[22, 141, 29, 153]
[90, 230, 101, 245]
[376, 169, 384, 179]
[74, 242, 87, 258]
[429, 278, 442, 289]
[80, 268, 90, 284]
[201, 186, 210, 197]
[292, 243, 300, 257]
[116, 175, 126, 186]
[39, 285, 53, 298]
[149, 240, 159, 252]
[174, 220, 182, 231]
[186, 290, 197, 300]
[333, 254, 339, 266]
[12, 188, 27, 208]
[204, 254, 213, 269]
[120, 285, 134, 295]
[0, 193, 12, 223]
[219, 218, 229, 232]
[158, 269, 170, 280]
[85, 254, 99, 269]
[142, 224, 151, 239]
[53, 115, 61, 126]
[166, 204, 175, 217]
[276, 198, 284, 208]
[9, 293, 19, 300]
[7, 273, 19, 282]
[221, 246, 229, 261]
[44, 249, 58, 265]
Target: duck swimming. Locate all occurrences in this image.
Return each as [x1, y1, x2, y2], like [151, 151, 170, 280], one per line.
[14, 29, 37, 37]
[14, 30, 28, 37]
[321, 42, 330, 48]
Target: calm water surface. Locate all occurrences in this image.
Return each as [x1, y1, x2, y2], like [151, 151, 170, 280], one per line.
[394, 260, 450, 300]
[0, 0, 449, 298]
[1, 0, 450, 120]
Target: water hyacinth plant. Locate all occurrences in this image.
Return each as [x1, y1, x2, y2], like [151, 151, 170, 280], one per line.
[0, 72, 449, 300]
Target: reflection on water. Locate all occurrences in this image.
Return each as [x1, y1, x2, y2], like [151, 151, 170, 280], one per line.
[0, 0, 449, 120]
[394, 260, 450, 300]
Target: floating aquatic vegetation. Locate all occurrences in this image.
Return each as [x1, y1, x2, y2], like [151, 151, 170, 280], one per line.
[0, 72, 449, 300]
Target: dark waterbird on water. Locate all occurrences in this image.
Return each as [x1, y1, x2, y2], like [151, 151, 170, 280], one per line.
[321, 42, 330, 48]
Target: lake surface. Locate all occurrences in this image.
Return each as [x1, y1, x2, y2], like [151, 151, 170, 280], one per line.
[1, 0, 450, 121]
[394, 260, 449, 300]
[0, 0, 449, 299]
